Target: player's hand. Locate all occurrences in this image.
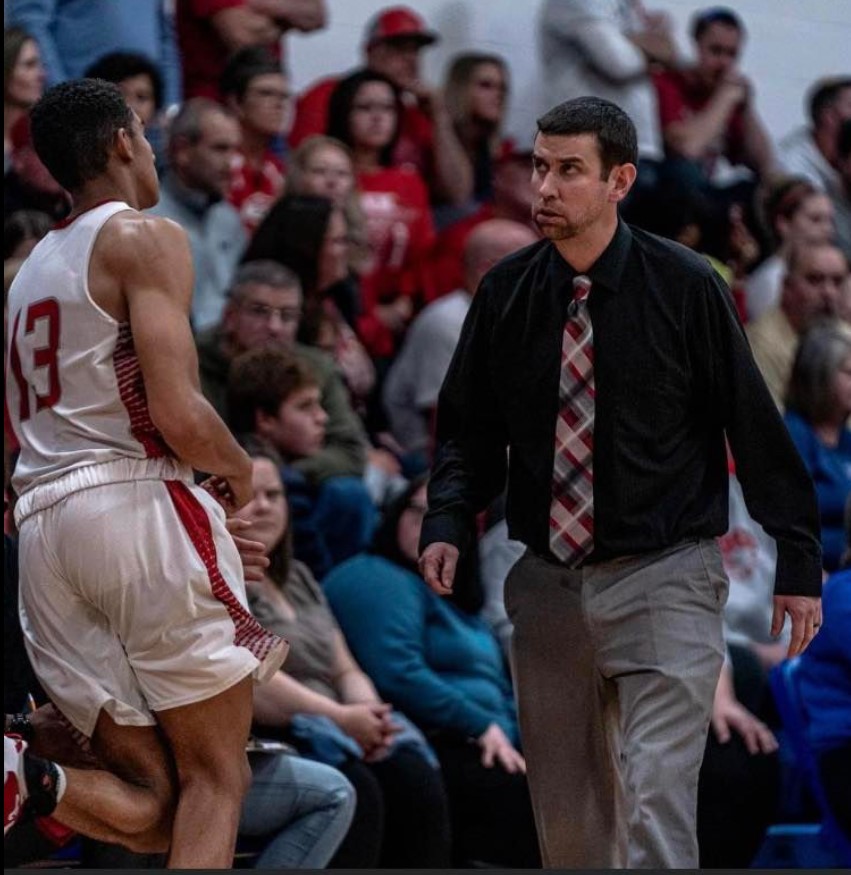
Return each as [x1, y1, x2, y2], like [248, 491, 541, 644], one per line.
[225, 518, 269, 582]
[772, 595, 822, 657]
[419, 542, 459, 595]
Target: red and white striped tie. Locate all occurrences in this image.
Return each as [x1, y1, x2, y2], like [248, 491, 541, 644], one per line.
[549, 274, 595, 566]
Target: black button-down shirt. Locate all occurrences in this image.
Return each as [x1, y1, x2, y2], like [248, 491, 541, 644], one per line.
[421, 222, 822, 596]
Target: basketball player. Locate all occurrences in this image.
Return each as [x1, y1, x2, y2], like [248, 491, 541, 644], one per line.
[5, 78, 288, 867]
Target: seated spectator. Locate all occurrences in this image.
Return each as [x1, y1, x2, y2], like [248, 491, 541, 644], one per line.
[290, 5, 472, 206]
[784, 320, 851, 572]
[746, 242, 847, 406]
[8, 0, 181, 107]
[653, 7, 775, 209]
[285, 135, 370, 277]
[242, 194, 374, 405]
[176, 0, 326, 101]
[221, 47, 291, 235]
[237, 440, 453, 868]
[227, 345, 375, 578]
[84, 51, 168, 169]
[147, 98, 245, 332]
[324, 478, 541, 868]
[747, 178, 836, 321]
[794, 514, 851, 841]
[441, 52, 510, 216]
[3, 210, 51, 261]
[4, 28, 65, 219]
[327, 69, 435, 361]
[779, 77, 851, 198]
[383, 219, 537, 460]
[429, 143, 539, 299]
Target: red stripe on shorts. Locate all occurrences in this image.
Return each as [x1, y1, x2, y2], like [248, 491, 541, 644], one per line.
[165, 481, 282, 663]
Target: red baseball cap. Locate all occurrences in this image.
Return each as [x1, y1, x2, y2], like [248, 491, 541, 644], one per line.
[364, 6, 439, 49]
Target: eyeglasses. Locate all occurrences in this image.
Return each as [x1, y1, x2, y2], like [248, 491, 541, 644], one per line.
[240, 302, 302, 322]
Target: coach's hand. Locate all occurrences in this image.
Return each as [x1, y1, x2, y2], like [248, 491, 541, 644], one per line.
[772, 595, 822, 657]
[419, 542, 459, 595]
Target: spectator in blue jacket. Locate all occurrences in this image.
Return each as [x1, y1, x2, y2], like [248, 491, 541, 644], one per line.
[784, 319, 851, 571]
[324, 476, 541, 868]
[795, 503, 851, 838]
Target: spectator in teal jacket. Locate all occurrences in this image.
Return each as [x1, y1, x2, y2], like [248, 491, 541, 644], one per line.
[323, 476, 541, 868]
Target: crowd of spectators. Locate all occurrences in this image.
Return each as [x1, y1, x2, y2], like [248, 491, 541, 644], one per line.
[4, 0, 849, 868]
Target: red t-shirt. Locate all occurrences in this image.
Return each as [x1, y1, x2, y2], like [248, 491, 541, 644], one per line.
[228, 150, 286, 235]
[177, 0, 282, 101]
[356, 166, 435, 358]
[653, 69, 747, 175]
[290, 75, 435, 181]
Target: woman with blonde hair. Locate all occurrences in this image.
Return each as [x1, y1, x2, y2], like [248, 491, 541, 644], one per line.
[443, 53, 510, 206]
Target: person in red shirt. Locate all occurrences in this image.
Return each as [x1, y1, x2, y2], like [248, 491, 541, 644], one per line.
[221, 47, 290, 234]
[177, 0, 326, 101]
[327, 69, 435, 362]
[290, 5, 472, 207]
[653, 7, 774, 195]
[430, 144, 539, 300]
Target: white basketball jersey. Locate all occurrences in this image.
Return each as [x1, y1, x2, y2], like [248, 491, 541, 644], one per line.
[7, 200, 172, 496]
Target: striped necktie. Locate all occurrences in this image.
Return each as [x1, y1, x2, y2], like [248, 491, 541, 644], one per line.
[549, 274, 595, 566]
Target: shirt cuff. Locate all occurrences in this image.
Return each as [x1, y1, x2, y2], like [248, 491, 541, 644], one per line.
[773, 542, 823, 597]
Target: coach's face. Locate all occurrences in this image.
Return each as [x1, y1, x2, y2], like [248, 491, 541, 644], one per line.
[531, 132, 632, 241]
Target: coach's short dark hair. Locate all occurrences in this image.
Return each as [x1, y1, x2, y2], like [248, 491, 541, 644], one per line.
[536, 96, 638, 177]
[691, 6, 745, 41]
[30, 78, 133, 193]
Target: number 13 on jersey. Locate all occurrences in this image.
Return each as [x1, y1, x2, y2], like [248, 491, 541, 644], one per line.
[9, 298, 62, 422]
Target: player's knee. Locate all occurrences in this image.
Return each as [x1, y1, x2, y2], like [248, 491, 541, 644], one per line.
[120, 784, 174, 853]
[179, 749, 251, 802]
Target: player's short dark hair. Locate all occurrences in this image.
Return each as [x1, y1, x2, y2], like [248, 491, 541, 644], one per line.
[30, 78, 133, 193]
[691, 6, 745, 41]
[536, 96, 638, 177]
[84, 51, 165, 111]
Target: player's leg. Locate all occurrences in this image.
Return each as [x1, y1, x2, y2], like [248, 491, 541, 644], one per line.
[154, 677, 254, 868]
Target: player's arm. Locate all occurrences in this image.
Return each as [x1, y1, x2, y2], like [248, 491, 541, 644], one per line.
[113, 215, 253, 507]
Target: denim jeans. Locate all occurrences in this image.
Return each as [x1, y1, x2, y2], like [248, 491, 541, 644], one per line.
[239, 752, 356, 868]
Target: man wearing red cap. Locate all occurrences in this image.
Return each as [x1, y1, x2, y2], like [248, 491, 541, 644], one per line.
[290, 5, 472, 206]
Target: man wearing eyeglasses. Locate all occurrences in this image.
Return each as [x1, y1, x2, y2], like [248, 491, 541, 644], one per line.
[747, 241, 848, 407]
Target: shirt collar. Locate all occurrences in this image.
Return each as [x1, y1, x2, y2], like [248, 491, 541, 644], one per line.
[548, 220, 632, 295]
